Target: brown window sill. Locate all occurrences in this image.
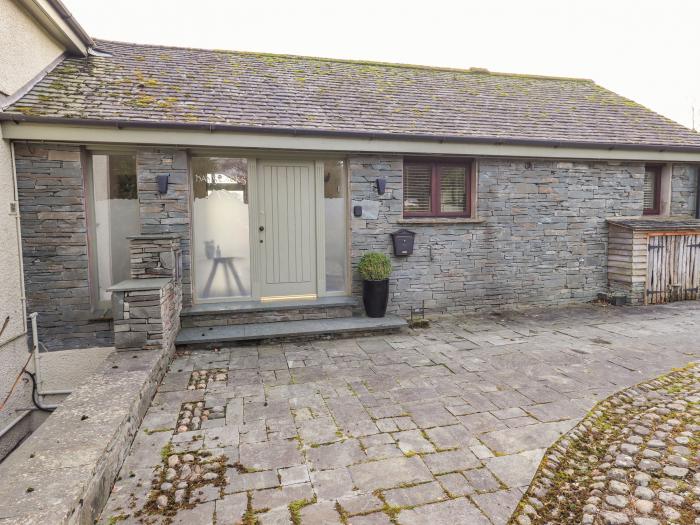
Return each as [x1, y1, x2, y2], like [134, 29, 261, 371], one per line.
[397, 217, 485, 225]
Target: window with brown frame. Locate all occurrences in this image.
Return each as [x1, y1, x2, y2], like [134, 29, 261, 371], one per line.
[643, 164, 662, 215]
[403, 159, 471, 217]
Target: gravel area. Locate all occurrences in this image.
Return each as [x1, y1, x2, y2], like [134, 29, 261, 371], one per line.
[510, 364, 699, 525]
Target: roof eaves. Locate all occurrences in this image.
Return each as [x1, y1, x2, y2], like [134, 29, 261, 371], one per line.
[3, 113, 700, 154]
[15, 0, 93, 56]
[45, 0, 93, 49]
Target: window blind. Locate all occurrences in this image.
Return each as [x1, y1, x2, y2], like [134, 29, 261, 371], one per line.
[404, 163, 433, 213]
[643, 169, 657, 211]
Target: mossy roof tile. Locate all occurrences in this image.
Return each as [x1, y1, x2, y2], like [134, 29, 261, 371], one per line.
[3, 39, 700, 149]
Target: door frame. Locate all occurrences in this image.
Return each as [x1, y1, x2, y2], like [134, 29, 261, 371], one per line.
[189, 153, 350, 304]
[249, 159, 326, 301]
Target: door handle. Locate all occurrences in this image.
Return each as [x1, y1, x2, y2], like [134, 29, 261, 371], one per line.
[259, 226, 265, 232]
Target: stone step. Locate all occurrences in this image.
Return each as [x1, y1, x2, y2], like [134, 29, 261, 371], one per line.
[175, 315, 407, 347]
[180, 296, 357, 328]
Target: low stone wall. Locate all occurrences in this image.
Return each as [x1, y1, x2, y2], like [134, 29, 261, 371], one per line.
[112, 278, 182, 352]
[0, 346, 172, 524]
[0, 275, 181, 524]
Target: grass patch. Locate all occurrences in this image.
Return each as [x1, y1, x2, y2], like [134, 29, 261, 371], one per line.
[289, 496, 316, 525]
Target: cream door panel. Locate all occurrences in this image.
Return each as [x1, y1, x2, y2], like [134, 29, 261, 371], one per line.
[256, 161, 318, 298]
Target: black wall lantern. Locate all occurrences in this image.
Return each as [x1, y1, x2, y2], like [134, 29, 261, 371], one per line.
[353, 205, 363, 217]
[376, 177, 387, 195]
[157, 174, 170, 194]
[391, 229, 415, 256]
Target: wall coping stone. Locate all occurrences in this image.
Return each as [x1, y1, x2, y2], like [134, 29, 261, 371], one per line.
[126, 233, 181, 240]
[0, 342, 174, 524]
[108, 278, 171, 292]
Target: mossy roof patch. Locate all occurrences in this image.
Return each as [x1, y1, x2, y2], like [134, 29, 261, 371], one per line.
[3, 38, 700, 148]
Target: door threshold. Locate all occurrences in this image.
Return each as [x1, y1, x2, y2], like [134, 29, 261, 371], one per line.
[182, 296, 356, 317]
[261, 294, 317, 302]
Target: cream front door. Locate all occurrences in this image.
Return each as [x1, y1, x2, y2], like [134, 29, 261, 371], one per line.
[255, 161, 321, 299]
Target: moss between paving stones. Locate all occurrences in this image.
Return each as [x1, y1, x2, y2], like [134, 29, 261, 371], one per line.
[508, 363, 700, 525]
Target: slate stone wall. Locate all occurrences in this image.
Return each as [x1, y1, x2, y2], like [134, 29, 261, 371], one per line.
[671, 164, 698, 217]
[349, 156, 655, 315]
[112, 279, 181, 352]
[129, 235, 182, 280]
[15, 143, 112, 349]
[136, 150, 192, 307]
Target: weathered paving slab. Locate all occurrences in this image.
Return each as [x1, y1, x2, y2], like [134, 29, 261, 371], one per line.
[97, 302, 700, 524]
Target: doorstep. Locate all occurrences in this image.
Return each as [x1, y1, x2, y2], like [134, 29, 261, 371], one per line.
[175, 314, 407, 346]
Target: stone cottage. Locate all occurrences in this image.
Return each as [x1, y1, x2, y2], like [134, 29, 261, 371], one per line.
[1, 36, 700, 351]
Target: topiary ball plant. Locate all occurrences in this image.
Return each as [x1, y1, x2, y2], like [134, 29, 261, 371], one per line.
[358, 252, 392, 281]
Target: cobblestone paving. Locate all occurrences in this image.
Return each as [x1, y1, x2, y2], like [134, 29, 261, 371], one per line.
[98, 302, 700, 525]
[510, 364, 700, 525]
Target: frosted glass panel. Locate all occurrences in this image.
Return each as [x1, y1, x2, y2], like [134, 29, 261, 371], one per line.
[90, 154, 139, 304]
[192, 158, 251, 301]
[324, 160, 347, 293]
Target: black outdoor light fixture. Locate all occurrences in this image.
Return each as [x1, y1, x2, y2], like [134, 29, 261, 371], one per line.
[376, 177, 387, 195]
[157, 174, 170, 194]
[353, 205, 363, 217]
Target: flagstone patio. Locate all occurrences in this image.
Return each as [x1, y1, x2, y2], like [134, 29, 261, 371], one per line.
[98, 301, 700, 525]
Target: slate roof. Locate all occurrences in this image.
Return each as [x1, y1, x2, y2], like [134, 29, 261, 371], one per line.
[3, 39, 700, 150]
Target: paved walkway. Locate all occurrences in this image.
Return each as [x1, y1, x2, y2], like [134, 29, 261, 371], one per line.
[99, 302, 700, 525]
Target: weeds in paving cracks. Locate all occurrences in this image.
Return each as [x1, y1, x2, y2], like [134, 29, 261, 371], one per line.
[288, 496, 316, 525]
[134, 443, 228, 524]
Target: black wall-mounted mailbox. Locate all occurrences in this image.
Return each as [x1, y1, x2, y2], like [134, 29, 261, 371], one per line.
[391, 229, 415, 256]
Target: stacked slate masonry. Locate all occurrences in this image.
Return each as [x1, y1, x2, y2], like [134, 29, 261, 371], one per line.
[14, 144, 699, 349]
[14, 143, 112, 350]
[349, 156, 697, 315]
[15, 144, 193, 350]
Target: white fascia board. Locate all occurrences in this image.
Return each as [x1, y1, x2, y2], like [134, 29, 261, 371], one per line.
[3, 121, 700, 163]
[15, 0, 88, 56]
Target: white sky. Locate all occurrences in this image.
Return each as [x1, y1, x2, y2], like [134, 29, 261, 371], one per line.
[63, 0, 700, 130]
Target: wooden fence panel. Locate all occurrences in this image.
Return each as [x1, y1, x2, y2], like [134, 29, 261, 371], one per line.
[646, 234, 700, 304]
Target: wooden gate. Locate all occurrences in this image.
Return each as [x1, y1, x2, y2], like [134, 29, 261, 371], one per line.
[646, 233, 700, 304]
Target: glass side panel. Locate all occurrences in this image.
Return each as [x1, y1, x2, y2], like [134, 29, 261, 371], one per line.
[324, 160, 347, 293]
[439, 165, 467, 213]
[90, 154, 139, 304]
[192, 157, 251, 301]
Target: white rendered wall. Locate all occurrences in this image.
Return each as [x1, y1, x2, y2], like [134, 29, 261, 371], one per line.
[0, 0, 64, 97]
[0, 128, 32, 459]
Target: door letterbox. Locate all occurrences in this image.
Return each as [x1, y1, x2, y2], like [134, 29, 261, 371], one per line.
[391, 229, 415, 256]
